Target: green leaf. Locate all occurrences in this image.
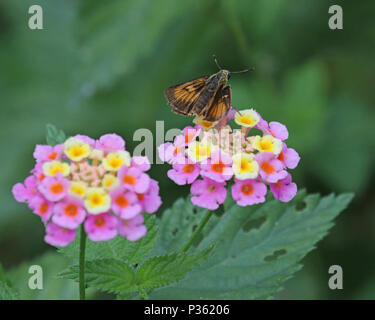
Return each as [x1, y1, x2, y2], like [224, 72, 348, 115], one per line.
[46, 124, 66, 146]
[136, 246, 214, 290]
[150, 191, 354, 299]
[59, 259, 136, 294]
[59, 246, 213, 295]
[60, 214, 157, 265]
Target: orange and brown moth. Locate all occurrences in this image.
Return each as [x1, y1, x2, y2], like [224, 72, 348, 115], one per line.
[165, 55, 253, 122]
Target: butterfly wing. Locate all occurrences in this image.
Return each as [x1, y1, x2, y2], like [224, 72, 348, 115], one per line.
[203, 85, 231, 122]
[165, 76, 209, 116]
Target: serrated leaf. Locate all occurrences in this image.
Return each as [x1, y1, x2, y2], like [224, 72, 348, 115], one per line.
[136, 246, 214, 290]
[60, 214, 157, 265]
[59, 246, 213, 295]
[150, 191, 354, 299]
[46, 124, 66, 146]
[59, 259, 136, 294]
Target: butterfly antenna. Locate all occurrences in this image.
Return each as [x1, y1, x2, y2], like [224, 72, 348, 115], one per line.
[230, 67, 255, 74]
[212, 54, 222, 70]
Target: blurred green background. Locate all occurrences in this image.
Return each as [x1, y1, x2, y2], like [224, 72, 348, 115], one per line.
[0, 0, 374, 299]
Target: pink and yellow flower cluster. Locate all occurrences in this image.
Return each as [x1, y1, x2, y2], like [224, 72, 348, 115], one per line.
[12, 134, 161, 247]
[158, 108, 300, 210]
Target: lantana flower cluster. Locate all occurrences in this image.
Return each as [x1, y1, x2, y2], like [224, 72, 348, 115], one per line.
[158, 109, 300, 210]
[12, 134, 161, 247]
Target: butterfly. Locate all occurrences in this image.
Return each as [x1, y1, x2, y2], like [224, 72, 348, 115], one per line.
[165, 55, 253, 123]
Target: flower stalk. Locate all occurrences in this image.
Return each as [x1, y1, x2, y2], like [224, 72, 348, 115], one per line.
[79, 224, 87, 300]
[181, 209, 215, 252]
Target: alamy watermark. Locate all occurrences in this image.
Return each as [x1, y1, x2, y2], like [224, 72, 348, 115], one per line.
[328, 265, 343, 290]
[28, 5, 43, 30]
[28, 265, 43, 290]
[328, 5, 343, 30]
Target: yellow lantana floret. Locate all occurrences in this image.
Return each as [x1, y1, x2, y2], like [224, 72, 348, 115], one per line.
[193, 116, 217, 131]
[252, 135, 282, 155]
[69, 181, 87, 198]
[42, 160, 70, 177]
[102, 150, 131, 172]
[84, 187, 111, 214]
[64, 137, 91, 162]
[234, 109, 260, 128]
[187, 139, 216, 163]
[102, 174, 120, 190]
[232, 153, 259, 180]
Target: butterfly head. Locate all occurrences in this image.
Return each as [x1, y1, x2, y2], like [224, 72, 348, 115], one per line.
[217, 69, 230, 85]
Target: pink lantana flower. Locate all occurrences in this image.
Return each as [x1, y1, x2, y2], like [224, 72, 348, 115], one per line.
[84, 212, 118, 242]
[29, 195, 54, 222]
[31, 162, 46, 183]
[225, 106, 237, 122]
[268, 122, 289, 141]
[118, 214, 147, 241]
[44, 222, 77, 247]
[255, 152, 288, 183]
[167, 161, 200, 185]
[183, 125, 201, 146]
[191, 177, 227, 210]
[256, 120, 289, 141]
[270, 173, 297, 202]
[131, 156, 151, 172]
[157, 135, 186, 164]
[200, 151, 233, 182]
[159, 107, 300, 209]
[38, 173, 70, 202]
[118, 166, 150, 193]
[110, 187, 142, 219]
[12, 175, 38, 202]
[136, 179, 162, 214]
[12, 132, 161, 247]
[52, 197, 86, 229]
[277, 143, 300, 169]
[231, 179, 267, 206]
[33, 144, 64, 163]
[96, 133, 125, 151]
[74, 134, 96, 147]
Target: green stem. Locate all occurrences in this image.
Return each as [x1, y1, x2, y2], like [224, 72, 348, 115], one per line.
[79, 224, 87, 300]
[181, 210, 214, 252]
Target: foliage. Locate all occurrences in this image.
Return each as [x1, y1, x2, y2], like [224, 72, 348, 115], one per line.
[59, 215, 157, 265]
[55, 191, 352, 299]
[59, 247, 214, 296]
[58, 213, 214, 297]
[46, 124, 66, 146]
[150, 192, 353, 299]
